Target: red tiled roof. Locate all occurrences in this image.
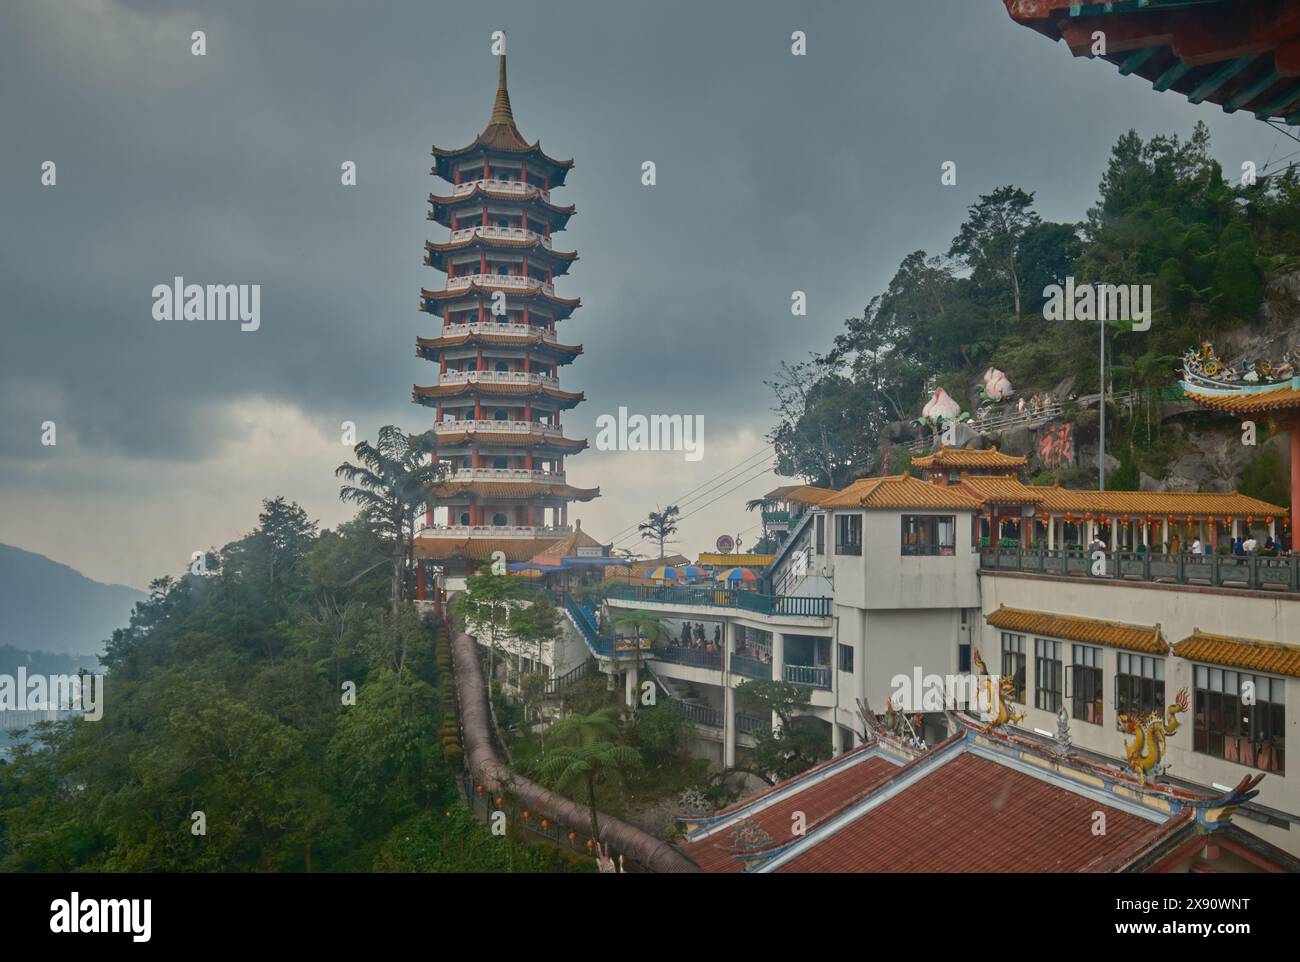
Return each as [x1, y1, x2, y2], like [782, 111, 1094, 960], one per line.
[685, 751, 900, 872]
[775, 751, 1181, 873]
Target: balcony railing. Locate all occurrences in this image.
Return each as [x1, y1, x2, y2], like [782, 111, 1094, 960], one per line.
[783, 664, 831, 689]
[434, 419, 563, 438]
[452, 177, 551, 202]
[438, 370, 560, 389]
[671, 701, 767, 737]
[980, 547, 1300, 594]
[735, 713, 768, 735]
[650, 646, 722, 670]
[445, 273, 555, 296]
[442, 322, 557, 342]
[448, 225, 553, 249]
[730, 652, 772, 680]
[418, 524, 570, 539]
[449, 467, 566, 483]
[607, 583, 832, 619]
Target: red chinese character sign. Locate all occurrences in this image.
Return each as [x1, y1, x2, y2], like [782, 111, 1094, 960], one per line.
[1038, 423, 1074, 467]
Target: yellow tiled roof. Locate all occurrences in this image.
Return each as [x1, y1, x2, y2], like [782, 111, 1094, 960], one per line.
[1172, 630, 1300, 678]
[912, 445, 1028, 470]
[1183, 382, 1300, 415]
[1028, 488, 1286, 519]
[414, 536, 561, 562]
[820, 472, 986, 510]
[985, 605, 1167, 655]
[959, 475, 1045, 504]
[763, 485, 837, 506]
[529, 522, 607, 564]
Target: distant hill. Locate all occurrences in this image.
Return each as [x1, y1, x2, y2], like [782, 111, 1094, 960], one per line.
[0, 544, 146, 655]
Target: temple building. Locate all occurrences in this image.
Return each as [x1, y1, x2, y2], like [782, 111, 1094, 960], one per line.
[413, 55, 599, 584]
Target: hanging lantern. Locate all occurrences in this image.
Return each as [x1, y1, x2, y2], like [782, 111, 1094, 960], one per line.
[1084, 512, 1093, 521]
[541, 818, 550, 831]
[586, 838, 595, 851]
[1266, 516, 1274, 525]
[1064, 512, 1074, 522]
[495, 797, 504, 808]
[475, 784, 484, 796]
[1121, 514, 1130, 524]
[1186, 515, 1194, 523]
[522, 810, 530, 821]
[567, 831, 577, 844]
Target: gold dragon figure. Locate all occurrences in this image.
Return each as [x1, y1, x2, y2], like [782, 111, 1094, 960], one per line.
[971, 648, 1026, 733]
[1118, 688, 1189, 785]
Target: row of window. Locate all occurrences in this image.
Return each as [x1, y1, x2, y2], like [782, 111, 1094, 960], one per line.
[820, 513, 961, 557]
[999, 632, 1285, 774]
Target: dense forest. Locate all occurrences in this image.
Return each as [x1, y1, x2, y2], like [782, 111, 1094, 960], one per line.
[770, 123, 1300, 500]
[0, 498, 585, 872]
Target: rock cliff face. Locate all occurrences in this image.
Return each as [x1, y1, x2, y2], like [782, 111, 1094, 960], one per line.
[899, 271, 1299, 497]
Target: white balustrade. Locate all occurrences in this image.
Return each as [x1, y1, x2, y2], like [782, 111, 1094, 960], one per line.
[434, 419, 563, 438]
[418, 524, 571, 540]
[448, 468, 567, 483]
[445, 273, 556, 296]
[450, 178, 551, 203]
[448, 225, 552, 249]
[437, 370, 560, 389]
[442, 322, 557, 342]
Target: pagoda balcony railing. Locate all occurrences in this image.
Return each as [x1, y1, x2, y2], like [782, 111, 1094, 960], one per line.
[434, 419, 563, 438]
[449, 225, 552, 249]
[452, 177, 551, 203]
[446, 273, 555, 296]
[443, 321, 557, 342]
[449, 467, 566, 483]
[418, 524, 571, 540]
[438, 370, 560, 389]
[979, 546, 1300, 594]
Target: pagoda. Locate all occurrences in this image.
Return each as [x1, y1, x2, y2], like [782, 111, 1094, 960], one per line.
[414, 54, 599, 581]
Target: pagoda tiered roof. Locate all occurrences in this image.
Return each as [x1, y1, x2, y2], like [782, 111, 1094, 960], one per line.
[420, 281, 581, 315]
[1181, 380, 1300, 415]
[819, 472, 986, 510]
[427, 186, 576, 228]
[429, 479, 600, 502]
[433, 430, 588, 452]
[416, 330, 582, 361]
[1003, 0, 1300, 124]
[424, 233, 577, 268]
[413, 381, 585, 407]
[430, 57, 574, 185]
[912, 444, 1028, 472]
[414, 535, 563, 564]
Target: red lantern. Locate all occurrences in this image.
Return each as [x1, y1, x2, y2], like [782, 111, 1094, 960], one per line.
[522, 810, 530, 821]
[586, 838, 595, 851]
[1247, 516, 1254, 525]
[1084, 512, 1093, 521]
[475, 784, 484, 796]
[1121, 514, 1130, 524]
[495, 797, 504, 808]
[1064, 513, 1074, 522]
[1267, 516, 1274, 525]
[567, 831, 577, 844]
[541, 818, 550, 830]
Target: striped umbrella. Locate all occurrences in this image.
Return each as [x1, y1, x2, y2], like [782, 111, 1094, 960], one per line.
[678, 565, 707, 579]
[715, 566, 757, 583]
[644, 565, 680, 581]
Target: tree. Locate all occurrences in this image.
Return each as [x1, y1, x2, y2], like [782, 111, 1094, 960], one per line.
[638, 505, 680, 558]
[949, 185, 1041, 324]
[536, 739, 642, 845]
[455, 563, 530, 686]
[735, 679, 829, 781]
[608, 608, 671, 647]
[335, 426, 443, 614]
[507, 592, 562, 690]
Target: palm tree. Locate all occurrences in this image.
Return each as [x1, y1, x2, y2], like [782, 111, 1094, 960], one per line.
[536, 739, 642, 845]
[638, 505, 680, 559]
[609, 609, 671, 648]
[335, 426, 442, 614]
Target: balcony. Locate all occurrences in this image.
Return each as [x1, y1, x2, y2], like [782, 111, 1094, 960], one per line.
[783, 664, 831, 689]
[442, 322, 557, 343]
[418, 524, 571, 540]
[730, 652, 772, 680]
[452, 177, 551, 203]
[445, 273, 555, 296]
[448, 225, 553, 249]
[438, 370, 560, 389]
[434, 419, 563, 438]
[650, 646, 722, 671]
[449, 467, 566, 483]
[980, 547, 1300, 594]
[606, 583, 833, 619]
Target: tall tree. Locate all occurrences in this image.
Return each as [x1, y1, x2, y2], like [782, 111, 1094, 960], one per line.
[949, 185, 1041, 324]
[638, 505, 681, 559]
[335, 426, 442, 614]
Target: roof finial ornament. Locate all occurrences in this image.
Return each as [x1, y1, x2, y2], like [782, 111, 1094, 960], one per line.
[489, 45, 516, 129]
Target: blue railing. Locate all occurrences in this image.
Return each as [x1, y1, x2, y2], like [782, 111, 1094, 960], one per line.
[650, 646, 722, 670]
[980, 547, 1300, 593]
[607, 583, 832, 618]
[783, 664, 831, 689]
[730, 652, 772, 680]
[564, 598, 613, 657]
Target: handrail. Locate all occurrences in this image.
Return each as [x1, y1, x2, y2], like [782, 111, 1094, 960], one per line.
[451, 628, 699, 872]
[607, 583, 832, 618]
[979, 546, 1300, 593]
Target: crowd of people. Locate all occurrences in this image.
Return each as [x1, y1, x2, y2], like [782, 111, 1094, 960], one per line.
[1087, 533, 1288, 556]
[674, 621, 721, 653]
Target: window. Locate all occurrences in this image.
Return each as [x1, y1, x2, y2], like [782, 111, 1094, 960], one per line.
[492, 512, 508, 526]
[1193, 667, 1284, 773]
[838, 643, 854, 673]
[1000, 632, 1026, 704]
[495, 360, 509, 372]
[1069, 644, 1103, 725]
[815, 514, 825, 555]
[493, 408, 508, 420]
[493, 457, 508, 469]
[1115, 653, 1164, 728]
[835, 514, 862, 555]
[901, 515, 956, 556]
[1034, 638, 1063, 712]
[459, 511, 471, 525]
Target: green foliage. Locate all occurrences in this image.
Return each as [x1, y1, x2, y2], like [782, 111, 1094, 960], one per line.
[735, 680, 829, 781]
[1240, 442, 1291, 509]
[374, 807, 593, 873]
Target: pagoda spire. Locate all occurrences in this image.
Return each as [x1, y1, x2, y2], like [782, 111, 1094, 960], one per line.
[488, 54, 516, 129]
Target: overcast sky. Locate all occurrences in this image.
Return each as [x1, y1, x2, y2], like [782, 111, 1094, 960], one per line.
[0, 0, 1285, 589]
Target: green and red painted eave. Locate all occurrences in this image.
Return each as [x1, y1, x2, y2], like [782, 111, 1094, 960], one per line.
[1004, 0, 1300, 123]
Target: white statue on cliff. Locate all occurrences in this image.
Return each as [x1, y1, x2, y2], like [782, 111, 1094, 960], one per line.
[979, 367, 1014, 402]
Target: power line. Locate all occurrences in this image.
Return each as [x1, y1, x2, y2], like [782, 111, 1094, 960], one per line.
[602, 444, 775, 542]
[612, 459, 779, 550]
